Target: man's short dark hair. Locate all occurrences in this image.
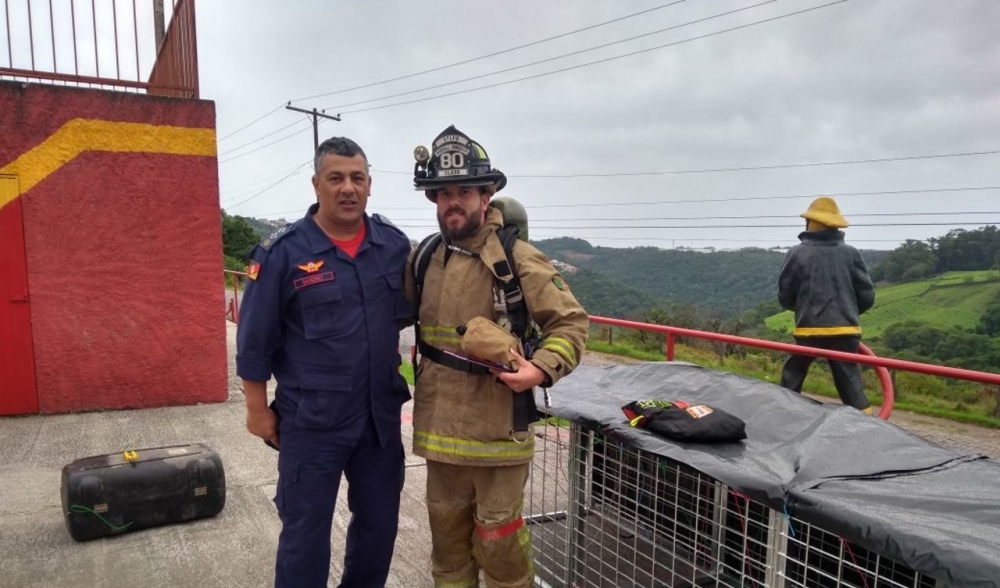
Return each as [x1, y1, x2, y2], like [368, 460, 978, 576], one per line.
[314, 137, 368, 173]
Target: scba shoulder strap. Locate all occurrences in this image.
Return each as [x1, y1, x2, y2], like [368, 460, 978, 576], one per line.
[412, 225, 538, 438]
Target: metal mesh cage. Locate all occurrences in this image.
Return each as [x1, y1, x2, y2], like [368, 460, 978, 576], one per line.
[523, 416, 943, 588]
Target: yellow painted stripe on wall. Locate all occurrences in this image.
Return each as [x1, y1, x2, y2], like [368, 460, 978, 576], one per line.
[0, 119, 217, 210]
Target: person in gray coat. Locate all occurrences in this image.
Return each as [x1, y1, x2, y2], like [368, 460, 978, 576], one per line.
[778, 196, 876, 413]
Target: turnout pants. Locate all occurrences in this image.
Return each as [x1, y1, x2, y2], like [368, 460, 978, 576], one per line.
[780, 335, 870, 410]
[426, 461, 533, 588]
[274, 414, 404, 588]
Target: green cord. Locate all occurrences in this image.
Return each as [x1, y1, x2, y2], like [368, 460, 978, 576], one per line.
[69, 504, 134, 531]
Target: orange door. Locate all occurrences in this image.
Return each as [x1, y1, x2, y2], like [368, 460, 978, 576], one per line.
[0, 176, 39, 415]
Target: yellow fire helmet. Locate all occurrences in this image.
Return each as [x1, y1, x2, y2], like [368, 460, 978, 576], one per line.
[800, 196, 849, 228]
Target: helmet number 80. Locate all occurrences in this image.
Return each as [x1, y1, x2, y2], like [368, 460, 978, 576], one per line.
[439, 152, 465, 170]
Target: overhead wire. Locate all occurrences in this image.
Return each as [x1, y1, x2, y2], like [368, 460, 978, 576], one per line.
[336, 0, 849, 115]
[220, 160, 319, 198]
[355, 185, 1000, 212]
[321, 0, 775, 111]
[212, 1, 848, 173]
[525, 234, 957, 244]
[373, 211, 1000, 223]
[224, 159, 313, 211]
[218, 118, 310, 157]
[217, 103, 285, 142]
[227, 1, 696, 158]
[370, 152, 1000, 185]
[389, 221, 1000, 230]
[248, 186, 1000, 218]
[289, 0, 690, 103]
[218, 121, 321, 165]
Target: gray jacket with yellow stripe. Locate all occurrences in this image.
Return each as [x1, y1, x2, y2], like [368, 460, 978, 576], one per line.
[778, 229, 875, 337]
[404, 207, 589, 466]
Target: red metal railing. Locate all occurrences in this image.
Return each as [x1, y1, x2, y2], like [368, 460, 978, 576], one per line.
[221, 270, 1000, 421]
[224, 269, 243, 324]
[1, 0, 198, 98]
[147, 0, 198, 98]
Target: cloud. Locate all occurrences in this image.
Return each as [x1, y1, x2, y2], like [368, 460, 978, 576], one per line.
[203, 0, 1000, 249]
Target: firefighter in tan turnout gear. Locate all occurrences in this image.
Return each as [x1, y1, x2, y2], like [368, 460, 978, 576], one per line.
[405, 125, 589, 588]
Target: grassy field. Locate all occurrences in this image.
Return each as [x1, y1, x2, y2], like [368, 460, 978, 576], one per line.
[587, 336, 1000, 428]
[400, 361, 414, 385]
[765, 270, 1000, 339]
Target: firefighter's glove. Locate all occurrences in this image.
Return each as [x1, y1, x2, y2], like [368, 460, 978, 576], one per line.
[622, 400, 747, 443]
[457, 317, 523, 370]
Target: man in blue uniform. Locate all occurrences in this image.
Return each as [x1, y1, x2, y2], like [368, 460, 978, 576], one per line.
[236, 136, 413, 587]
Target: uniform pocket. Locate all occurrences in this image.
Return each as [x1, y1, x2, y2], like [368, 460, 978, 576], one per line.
[384, 273, 413, 321]
[297, 285, 344, 339]
[274, 460, 298, 518]
[294, 369, 353, 429]
[392, 370, 412, 403]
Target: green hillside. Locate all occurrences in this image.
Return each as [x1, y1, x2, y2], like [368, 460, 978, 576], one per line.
[765, 271, 1000, 339]
[534, 239, 785, 317]
[561, 267, 664, 318]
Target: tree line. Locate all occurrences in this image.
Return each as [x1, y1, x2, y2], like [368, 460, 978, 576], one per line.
[871, 226, 1000, 283]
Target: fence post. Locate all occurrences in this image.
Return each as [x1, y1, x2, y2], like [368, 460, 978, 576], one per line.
[231, 275, 240, 324]
[666, 333, 675, 361]
[565, 424, 588, 586]
[765, 510, 789, 588]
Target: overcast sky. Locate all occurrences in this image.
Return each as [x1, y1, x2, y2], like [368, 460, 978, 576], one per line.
[196, 1, 997, 250]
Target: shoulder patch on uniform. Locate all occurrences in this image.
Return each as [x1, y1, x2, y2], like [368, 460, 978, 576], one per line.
[553, 275, 568, 291]
[259, 224, 294, 251]
[372, 213, 406, 238]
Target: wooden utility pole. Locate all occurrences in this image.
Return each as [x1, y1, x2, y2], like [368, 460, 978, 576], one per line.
[153, 0, 165, 51]
[285, 104, 341, 152]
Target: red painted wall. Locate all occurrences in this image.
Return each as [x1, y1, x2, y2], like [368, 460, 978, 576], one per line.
[0, 82, 227, 412]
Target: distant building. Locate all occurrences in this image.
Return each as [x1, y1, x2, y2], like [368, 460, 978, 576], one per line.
[551, 259, 580, 274]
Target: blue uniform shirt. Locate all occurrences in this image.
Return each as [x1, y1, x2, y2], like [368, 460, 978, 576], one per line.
[236, 204, 413, 446]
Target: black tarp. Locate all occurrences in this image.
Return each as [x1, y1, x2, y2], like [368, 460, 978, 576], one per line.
[544, 362, 1000, 588]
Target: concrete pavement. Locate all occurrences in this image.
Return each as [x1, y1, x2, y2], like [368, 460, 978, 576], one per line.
[0, 321, 433, 588]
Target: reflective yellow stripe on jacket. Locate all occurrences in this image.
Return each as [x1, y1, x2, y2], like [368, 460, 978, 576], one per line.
[414, 431, 535, 460]
[421, 325, 462, 348]
[434, 578, 478, 588]
[541, 336, 578, 365]
[793, 326, 862, 337]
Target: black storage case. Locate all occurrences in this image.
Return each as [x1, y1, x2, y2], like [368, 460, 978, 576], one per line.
[60, 443, 226, 541]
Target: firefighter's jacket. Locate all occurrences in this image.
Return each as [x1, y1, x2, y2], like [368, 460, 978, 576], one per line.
[404, 207, 589, 466]
[778, 229, 875, 337]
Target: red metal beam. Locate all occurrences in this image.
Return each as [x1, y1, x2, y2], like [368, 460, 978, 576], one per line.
[0, 66, 191, 93]
[590, 315, 1000, 386]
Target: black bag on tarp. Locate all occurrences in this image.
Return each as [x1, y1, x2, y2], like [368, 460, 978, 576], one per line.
[622, 399, 747, 442]
[61, 443, 226, 541]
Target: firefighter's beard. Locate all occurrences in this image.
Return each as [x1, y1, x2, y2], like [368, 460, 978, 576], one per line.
[438, 207, 482, 242]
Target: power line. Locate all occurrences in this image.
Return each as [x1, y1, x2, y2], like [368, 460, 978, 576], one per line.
[218, 119, 309, 157]
[526, 233, 941, 244]
[289, 0, 689, 104]
[391, 221, 1000, 230]
[225, 159, 313, 210]
[220, 161, 317, 198]
[351, 185, 1000, 213]
[217, 103, 285, 142]
[249, 186, 1000, 217]
[322, 0, 773, 111]
[381, 211, 1000, 223]
[218, 122, 321, 165]
[337, 0, 848, 115]
[371, 153, 1000, 184]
